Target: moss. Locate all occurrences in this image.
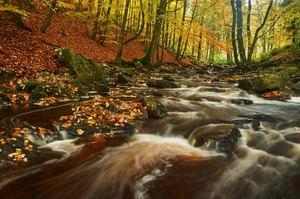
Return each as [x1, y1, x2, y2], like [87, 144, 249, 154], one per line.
[24, 82, 39, 93]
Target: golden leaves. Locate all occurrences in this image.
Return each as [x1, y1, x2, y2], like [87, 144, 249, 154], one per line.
[262, 90, 285, 99]
[55, 97, 147, 136]
[8, 148, 27, 162]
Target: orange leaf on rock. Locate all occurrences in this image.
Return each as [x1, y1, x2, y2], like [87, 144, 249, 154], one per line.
[76, 129, 84, 135]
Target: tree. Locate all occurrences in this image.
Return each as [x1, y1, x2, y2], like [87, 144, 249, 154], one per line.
[1, 0, 29, 27]
[230, 0, 274, 68]
[91, 0, 102, 40]
[99, 0, 113, 45]
[175, 0, 187, 61]
[280, 0, 300, 43]
[114, 0, 131, 64]
[124, 0, 145, 45]
[137, 0, 169, 65]
[40, 0, 58, 33]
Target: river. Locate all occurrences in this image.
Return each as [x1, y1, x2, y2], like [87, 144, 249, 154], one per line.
[0, 74, 300, 199]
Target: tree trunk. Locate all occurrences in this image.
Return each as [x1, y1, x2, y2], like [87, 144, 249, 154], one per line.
[124, 0, 144, 44]
[114, 0, 131, 64]
[40, 0, 58, 33]
[246, 0, 252, 60]
[180, 2, 197, 60]
[230, 0, 240, 67]
[15, 0, 24, 28]
[236, 0, 247, 65]
[176, 0, 187, 61]
[91, 0, 102, 40]
[248, 0, 273, 63]
[138, 0, 168, 65]
[99, 0, 113, 44]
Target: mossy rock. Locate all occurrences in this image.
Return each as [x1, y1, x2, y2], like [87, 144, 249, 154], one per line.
[93, 83, 110, 94]
[239, 74, 293, 93]
[140, 97, 168, 118]
[29, 92, 48, 103]
[278, 66, 300, 78]
[24, 82, 39, 93]
[56, 48, 110, 84]
[0, 69, 15, 83]
[0, 91, 10, 104]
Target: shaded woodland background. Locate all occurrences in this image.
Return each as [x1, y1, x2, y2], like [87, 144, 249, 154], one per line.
[0, 0, 300, 70]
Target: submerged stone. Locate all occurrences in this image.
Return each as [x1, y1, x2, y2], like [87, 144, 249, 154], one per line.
[188, 123, 241, 152]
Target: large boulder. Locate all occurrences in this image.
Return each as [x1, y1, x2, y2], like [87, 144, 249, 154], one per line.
[56, 48, 110, 84]
[188, 123, 241, 152]
[238, 74, 293, 93]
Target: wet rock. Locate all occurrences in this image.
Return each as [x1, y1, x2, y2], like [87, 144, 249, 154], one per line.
[0, 69, 15, 83]
[284, 132, 300, 144]
[134, 61, 143, 69]
[24, 82, 40, 93]
[279, 66, 300, 78]
[261, 90, 291, 101]
[233, 119, 260, 130]
[62, 122, 138, 137]
[229, 98, 253, 105]
[188, 123, 241, 152]
[292, 81, 300, 94]
[291, 77, 300, 84]
[140, 97, 168, 118]
[249, 113, 278, 123]
[117, 73, 129, 84]
[56, 48, 110, 84]
[195, 68, 209, 74]
[93, 83, 110, 94]
[147, 79, 179, 88]
[159, 68, 172, 73]
[238, 74, 293, 94]
[0, 91, 10, 105]
[163, 75, 175, 82]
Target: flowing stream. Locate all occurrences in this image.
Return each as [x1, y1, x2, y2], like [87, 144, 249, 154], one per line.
[1, 74, 300, 199]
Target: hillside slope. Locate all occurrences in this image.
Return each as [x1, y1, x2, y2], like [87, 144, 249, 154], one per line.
[0, 2, 190, 78]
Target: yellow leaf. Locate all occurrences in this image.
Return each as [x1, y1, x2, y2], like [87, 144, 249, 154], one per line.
[77, 129, 84, 135]
[109, 130, 114, 135]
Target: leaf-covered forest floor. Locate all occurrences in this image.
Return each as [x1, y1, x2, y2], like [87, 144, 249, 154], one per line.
[0, 2, 190, 79]
[0, 1, 193, 106]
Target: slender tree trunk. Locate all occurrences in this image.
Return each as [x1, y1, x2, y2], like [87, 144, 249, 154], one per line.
[180, 2, 197, 60]
[176, 0, 187, 61]
[99, 0, 113, 44]
[76, 0, 84, 12]
[91, 0, 102, 40]
[144, 2, 153, 52]
[114, 0, 131, 64]
[138, 0, 168, 65]
[172, 0, 179, 52]
[40, 0, 57, 33]
[246, 0, 252, 62]
[248, 0, 273, 63]
[124, 0, 144, 44]
[230, 0, 240, 67]
[236, 0, 247, 65]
